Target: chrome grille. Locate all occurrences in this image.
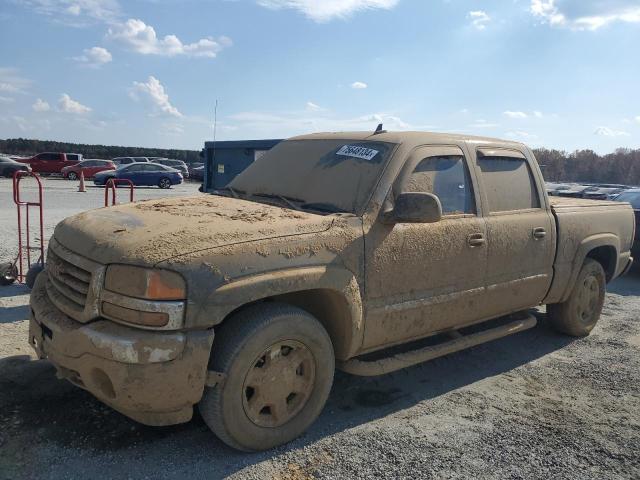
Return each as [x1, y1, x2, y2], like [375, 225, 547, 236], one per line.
[44, 238, 104, 322]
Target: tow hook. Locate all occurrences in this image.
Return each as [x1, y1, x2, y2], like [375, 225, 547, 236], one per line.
[205, 370, 227, 388]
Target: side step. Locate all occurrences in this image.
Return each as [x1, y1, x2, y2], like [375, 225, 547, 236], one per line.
[337, 312, 537, 377]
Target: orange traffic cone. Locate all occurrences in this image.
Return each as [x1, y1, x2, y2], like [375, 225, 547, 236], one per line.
[78, 171, 87, 192]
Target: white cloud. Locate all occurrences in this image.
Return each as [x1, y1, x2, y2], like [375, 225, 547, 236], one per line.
[130, 76, 182, 117]
[305, 101, 323, 111]
[468, 10, 491, 30]
[58, 93, 91, 114]
[0, 67, 31, 94]
[0, 96, 15, 103]
[504, 111, 528, 119]
[228, 110, 433, 136]
[506, 130, 539, 140]
[594, 126, 630, 137]
[16, 0, 121, 25]
[351, 81, 368, 89]
[530, 0, 640, 30]
[74, 46, 112, 67]
[256, 0, 399, 22]
[32, 98, 51, 112]
[108, 19, 232, 58]
[635, 116, 640, 124]
[533, 110, 543, 118]
[470, 119, 500, 129]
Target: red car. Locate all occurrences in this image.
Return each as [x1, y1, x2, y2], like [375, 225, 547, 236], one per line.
[19, 152, 82, 174]
[61, 159, 116, 180]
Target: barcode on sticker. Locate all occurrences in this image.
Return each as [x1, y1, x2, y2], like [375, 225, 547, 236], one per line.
[336, 145, 379, 161]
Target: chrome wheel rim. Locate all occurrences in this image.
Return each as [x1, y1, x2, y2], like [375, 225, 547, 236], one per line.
[242, 340, 315, 428]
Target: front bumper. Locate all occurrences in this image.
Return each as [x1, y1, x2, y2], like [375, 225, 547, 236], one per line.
[29, 273, 215, 426]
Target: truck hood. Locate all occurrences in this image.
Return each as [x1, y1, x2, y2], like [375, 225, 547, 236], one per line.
[53, 195, 334, 266]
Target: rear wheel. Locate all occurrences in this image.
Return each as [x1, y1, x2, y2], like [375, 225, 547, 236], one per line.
[199, 303, 335, 451]
[158, 177, 172, 189]
[67, 171, 78, 180]
[548, 258, 606, 337]
[0, 263, 18, 286]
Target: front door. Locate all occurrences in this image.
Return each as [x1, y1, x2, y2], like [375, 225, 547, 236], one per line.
[362, 145, 488, 352]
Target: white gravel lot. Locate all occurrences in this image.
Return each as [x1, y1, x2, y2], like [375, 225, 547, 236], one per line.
[0, 177, 639, 479]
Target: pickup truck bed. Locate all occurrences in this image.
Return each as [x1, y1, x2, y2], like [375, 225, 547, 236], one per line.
[546, 196, 635, 304]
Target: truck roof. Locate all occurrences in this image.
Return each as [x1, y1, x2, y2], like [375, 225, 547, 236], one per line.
[289, 131, 526, 149]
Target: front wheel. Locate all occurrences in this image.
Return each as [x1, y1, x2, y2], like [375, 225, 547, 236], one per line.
[199, 303, 335, 451]
[67, 171, 78, 181]
[547, 258, 606, 337]
[158, 177, 172, 189]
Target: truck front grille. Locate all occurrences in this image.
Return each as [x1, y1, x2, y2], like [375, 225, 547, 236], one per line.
[44, 238, 104, 322]
[46, 248, 91, 312]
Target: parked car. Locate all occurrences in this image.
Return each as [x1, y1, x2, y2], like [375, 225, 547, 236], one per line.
[17, 152, 82, 174]
[190, 165, 205, 181]
[546, 182, 571, 196]
[0, 155, 32, 177]
[614, 189, 640, 255]
[582, 186, 628, 200]
[189, 162, 204, 175]
[30, 131, 635, 451]
[94, 162, 183, 188]
[112, 157, 150, 165]
[155, 158, 190, 178]
[61, 159, 116, 180]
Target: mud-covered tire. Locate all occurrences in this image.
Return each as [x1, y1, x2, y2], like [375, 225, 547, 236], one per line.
[26, 263, 45, 289]
[67, 172, 78, 181]
[0, 262, 18, 286]
[548, 259, 606, 337]
[158, 177, 171, 189]
[199, 303, 334, 451]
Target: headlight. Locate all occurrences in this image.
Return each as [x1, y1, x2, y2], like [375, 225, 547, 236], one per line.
[105, 265, 186, 300]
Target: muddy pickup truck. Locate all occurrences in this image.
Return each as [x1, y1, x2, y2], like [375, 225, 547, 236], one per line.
[29, 131, 635, 451]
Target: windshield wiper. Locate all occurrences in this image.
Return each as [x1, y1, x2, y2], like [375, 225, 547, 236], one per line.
[299, 202, 347, 214]
[252, 193, 303, 211]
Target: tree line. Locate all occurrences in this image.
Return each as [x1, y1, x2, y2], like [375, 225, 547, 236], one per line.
[0, 138, 202, 164]
[533, 148, 640, 186]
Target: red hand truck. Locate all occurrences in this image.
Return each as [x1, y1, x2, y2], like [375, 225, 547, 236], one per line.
[104, 178, 135, 206]
[0, 171, 46, 288]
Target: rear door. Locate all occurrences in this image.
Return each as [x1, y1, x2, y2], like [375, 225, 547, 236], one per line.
[470, 145, 555, 316]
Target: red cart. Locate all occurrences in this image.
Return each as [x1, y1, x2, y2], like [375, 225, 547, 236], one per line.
[0, 171, 46, 288]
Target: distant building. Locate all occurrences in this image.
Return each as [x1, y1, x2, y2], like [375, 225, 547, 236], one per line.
[202, 139, 282, 191]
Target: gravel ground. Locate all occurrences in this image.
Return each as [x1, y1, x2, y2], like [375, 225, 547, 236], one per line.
[1, 177, 639, 479]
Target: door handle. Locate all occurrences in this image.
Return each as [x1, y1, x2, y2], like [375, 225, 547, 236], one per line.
[467, 233, 486, 247]
[533, 227, 547, 240]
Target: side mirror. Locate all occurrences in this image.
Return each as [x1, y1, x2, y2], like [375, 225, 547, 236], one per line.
[389, 192, 442, 224]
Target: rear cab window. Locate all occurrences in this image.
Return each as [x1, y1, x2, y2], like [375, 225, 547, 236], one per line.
[475, 148, 540, 213]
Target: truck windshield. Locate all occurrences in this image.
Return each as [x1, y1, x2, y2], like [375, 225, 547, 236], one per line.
[229, 139, 396, 214]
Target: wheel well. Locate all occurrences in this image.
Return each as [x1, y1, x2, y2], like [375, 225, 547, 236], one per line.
[217, 289, 356, 361]
[586, 245, 617, 282]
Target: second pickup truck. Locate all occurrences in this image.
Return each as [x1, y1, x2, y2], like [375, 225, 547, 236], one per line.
[29, 131, 635, 451]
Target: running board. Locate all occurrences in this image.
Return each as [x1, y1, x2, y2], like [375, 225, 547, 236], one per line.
[337, 313, 537, 377]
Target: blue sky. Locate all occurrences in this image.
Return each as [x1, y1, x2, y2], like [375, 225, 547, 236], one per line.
[1, 0, 639, 153]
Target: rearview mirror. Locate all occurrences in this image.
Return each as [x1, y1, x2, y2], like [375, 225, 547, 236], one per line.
[390, 192, 442, 224]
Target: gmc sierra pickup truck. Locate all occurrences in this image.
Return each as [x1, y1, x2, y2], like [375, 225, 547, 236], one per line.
[29, 131, 635, 451]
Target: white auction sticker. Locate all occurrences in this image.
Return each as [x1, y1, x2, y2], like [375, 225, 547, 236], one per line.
[336, 145, 379, 161]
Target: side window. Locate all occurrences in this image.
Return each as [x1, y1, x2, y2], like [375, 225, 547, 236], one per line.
[404, 155, 475, 215]
[477, 155, 540, 212]
[128, 164, 144, 172]
[40, 153, 59, 161]
[67, 154, 80, 161]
